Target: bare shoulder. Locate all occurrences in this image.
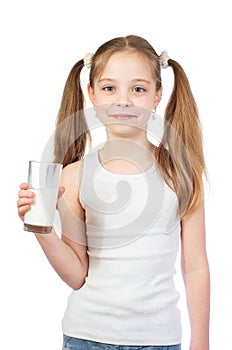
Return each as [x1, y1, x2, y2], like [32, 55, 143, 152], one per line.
[61, 160, 83, 188]
[181, 204, 205, 236]
[58, 159, 84, 217]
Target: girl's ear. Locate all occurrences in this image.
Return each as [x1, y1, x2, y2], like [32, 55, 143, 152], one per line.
[87, 83, 95, 104]
[153, 87, 162, 109]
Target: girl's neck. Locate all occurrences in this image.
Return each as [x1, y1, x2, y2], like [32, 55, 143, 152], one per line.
[99, 136, 156, 174]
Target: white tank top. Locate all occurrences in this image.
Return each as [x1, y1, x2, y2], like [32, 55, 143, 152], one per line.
[62, 148, 182, 346]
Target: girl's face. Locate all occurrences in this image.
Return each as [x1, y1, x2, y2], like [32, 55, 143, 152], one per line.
[88, 51, 162, 138]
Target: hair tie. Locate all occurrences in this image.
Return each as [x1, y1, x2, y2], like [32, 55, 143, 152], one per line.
[84, 53, 94, 69]
[160, 51, 169, 69]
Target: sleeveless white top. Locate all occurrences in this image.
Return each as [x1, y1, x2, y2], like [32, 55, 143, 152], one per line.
[62, 148, 182, 346]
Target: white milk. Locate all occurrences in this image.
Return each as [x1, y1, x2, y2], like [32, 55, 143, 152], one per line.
[24, 188, 58, 227]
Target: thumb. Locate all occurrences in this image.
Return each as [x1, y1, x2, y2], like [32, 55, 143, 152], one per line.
[58, 186, 65, 199]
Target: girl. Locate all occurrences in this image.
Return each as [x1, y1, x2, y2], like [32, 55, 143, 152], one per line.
[17, 35, 210, 350]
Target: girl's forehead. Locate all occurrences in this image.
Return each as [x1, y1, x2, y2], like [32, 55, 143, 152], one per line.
[105, 50, 148, 65]
[91, 49, 158, 87]
[99, 51, 153, 77]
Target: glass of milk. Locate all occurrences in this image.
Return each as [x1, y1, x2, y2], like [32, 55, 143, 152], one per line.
[24, 161, 63, 234]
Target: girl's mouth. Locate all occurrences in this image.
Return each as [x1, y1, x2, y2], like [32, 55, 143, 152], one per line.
[109, 113, 137, 120]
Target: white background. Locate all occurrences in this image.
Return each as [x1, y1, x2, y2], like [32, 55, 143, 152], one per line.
[0, 1, 231, 349]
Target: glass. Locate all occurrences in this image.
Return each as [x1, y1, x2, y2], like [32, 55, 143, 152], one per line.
[24, 161, 62, 234]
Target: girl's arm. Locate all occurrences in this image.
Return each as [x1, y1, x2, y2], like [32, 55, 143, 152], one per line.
[181, 204, 210, 350]
[17, 161, 88, 290]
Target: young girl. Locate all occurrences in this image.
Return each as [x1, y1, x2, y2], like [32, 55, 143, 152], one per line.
[17, 35, 210, 350]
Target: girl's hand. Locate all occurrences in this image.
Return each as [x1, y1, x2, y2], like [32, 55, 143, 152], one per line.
[57, 186, 65, 208]
[17, 183, 65, 221]
[17, 183, 34, 221]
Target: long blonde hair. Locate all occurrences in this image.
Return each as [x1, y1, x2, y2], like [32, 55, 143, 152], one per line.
[54, 35, 206, 218]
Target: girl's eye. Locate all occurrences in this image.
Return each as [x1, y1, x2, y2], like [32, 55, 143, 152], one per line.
[133, 86, 145, 93]
[103, 86, 115, 92]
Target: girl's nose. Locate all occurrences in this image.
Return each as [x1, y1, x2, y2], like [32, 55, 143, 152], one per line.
[116, 101, 132, 107]
[115, 89, 132, 107]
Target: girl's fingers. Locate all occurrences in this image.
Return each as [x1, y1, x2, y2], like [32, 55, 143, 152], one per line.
[18, 204, 31, 221]
[18, 189, 34, 199]
[17, 196, 33, 219]
[58, 186, 65, 199]
[20, 182, 30, 190]
[17, 183, 64, 221]
[17, 197, 34, 207]
[56, 186, 65, 209]
[18, 183, 34, 200]
[17, 183, 34, 221]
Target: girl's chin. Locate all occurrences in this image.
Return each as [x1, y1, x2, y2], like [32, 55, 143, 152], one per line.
[105, 122, 148, 137]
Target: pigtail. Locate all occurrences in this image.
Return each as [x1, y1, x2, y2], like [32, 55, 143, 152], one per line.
[54, 59, 91, 167]
[157, 59, 206, 218]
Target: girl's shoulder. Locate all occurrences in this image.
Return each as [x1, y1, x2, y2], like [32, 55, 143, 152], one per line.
[61, 159, 84, 190]
[62, 159, 83, 173]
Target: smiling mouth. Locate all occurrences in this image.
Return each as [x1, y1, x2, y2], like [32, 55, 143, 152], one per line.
[109, 113, 137, 120]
